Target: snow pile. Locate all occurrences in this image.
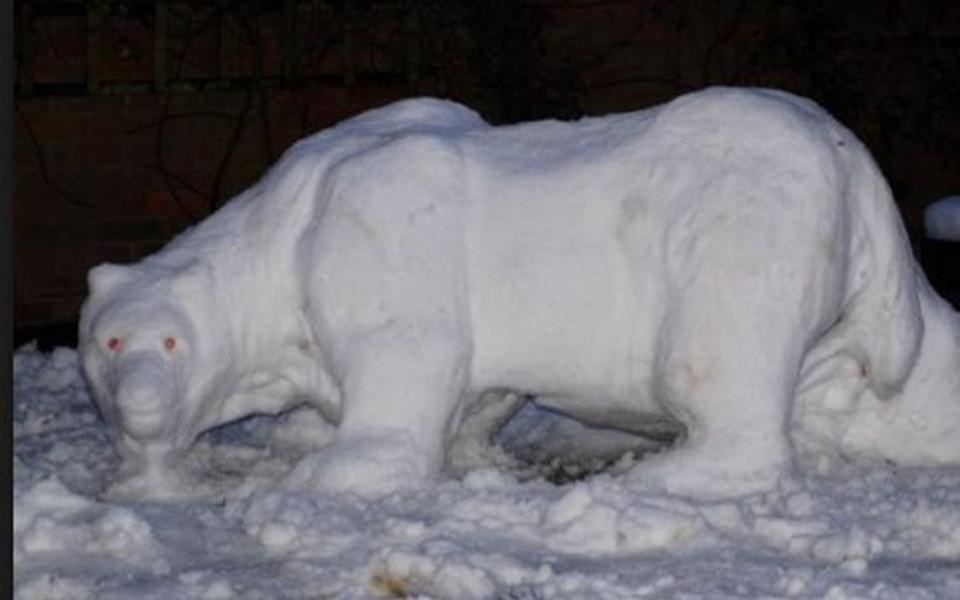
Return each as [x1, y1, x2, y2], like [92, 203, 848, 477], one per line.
[925, 195, 960, 241]
[13, 343, 960, 599]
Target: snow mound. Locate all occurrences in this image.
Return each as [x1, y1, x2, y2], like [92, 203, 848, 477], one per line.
[925, 195, 960, 241]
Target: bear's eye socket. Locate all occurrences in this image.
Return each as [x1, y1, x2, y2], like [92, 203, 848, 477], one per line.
[107, 337, 122, 352]
[164, 337, 177, 351]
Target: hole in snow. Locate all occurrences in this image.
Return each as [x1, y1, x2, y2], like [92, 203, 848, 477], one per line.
[494, 399, 679, 485]
[179, 399, 680, 491]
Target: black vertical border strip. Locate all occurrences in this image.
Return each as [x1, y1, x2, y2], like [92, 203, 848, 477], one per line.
[2, 0, 14, 596]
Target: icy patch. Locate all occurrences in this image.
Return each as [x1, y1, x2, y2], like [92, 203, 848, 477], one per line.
[925, 195, 960, 241]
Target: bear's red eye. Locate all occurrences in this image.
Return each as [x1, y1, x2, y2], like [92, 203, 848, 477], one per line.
[164, 337, 176, 351]
[107, 337, 121, 351]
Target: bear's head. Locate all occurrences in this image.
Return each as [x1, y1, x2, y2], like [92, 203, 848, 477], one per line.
[79, 260, 232, 494]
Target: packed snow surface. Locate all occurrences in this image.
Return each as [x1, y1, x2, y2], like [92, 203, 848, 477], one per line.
[12, 344, 960, 599]
[925, 195, 960, 241]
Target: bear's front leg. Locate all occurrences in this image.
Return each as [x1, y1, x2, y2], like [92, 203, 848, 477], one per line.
[284, 324, 470, 496]
[103, 436, 216, 501]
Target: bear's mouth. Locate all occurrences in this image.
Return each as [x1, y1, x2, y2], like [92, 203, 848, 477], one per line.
[120, 404, 173, 439]
[119, 393, 172, 418]
[122, 405, 164, 421]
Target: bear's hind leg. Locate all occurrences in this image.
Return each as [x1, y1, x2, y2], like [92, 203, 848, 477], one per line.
[629, 287, 809, 499]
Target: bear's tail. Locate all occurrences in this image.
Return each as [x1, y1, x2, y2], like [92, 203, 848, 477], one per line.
[839, 145, 924, 397]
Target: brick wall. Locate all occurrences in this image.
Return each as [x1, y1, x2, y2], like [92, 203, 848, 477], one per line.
[13, 85, 407, 332]
[13, 0, 960, 340]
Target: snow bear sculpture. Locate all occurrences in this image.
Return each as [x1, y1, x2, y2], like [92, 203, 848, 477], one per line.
[79, 87, 960, 500]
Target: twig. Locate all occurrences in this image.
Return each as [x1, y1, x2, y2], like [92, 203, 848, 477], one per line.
[154, 91, 205, 223]
[209, 87, 253, 211]
[14, 101, 98, 209]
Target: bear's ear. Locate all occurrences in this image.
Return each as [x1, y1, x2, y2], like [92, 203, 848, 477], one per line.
[87, 263, 134, 298]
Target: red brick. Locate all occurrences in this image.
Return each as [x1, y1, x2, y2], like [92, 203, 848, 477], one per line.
[270, 127, 305, 155]
[83, 244, 135, 268]
[20, 243, 123, 282]
[81, 217, 170, 244]
[111, 94, 165, 111]
[142, 189, 209, 221]
[121, 134, 162, 166]
[87, 109, 155, 137]
[16, 268, 83, 302]
[12, 135, 45, 168]
[23, 113, 92, 140]
[45, 138, 125, 168]
[42, 166, 137, 212]
[130, 242, 167, 260]
[97, 16, 154, 83]
[14, 301, 59, 327]
[46, 95, 117, 114]
[12, 183, 64, 221]
[49, 297, 86, 324]
[17, 214, 168, 247]
[14, 243, 61, 274]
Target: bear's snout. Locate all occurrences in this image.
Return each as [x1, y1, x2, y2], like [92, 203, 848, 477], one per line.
[113, 352, 178, 439]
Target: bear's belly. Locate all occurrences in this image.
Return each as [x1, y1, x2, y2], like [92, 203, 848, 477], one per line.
[532, 394, 681, 439]
[468, 297, 663, 434]
[467, 220, 662, 426]
[465, 164, 666, 431]
[468, 278, 660, 423]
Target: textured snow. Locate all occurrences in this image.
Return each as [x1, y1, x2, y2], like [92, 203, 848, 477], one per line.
[925, 195, 960, 241]
[12, 344, 960, 599]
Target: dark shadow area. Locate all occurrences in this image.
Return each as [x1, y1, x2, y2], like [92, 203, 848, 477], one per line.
[921, 239, 960, 309]
[14, 319, 79, 350]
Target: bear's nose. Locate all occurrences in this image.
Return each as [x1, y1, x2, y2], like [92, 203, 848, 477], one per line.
[114, 352, 176, 439]
[117, 380, 175, 439]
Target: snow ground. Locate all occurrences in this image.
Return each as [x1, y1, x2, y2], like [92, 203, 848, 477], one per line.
[13, 344, 960, 600]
